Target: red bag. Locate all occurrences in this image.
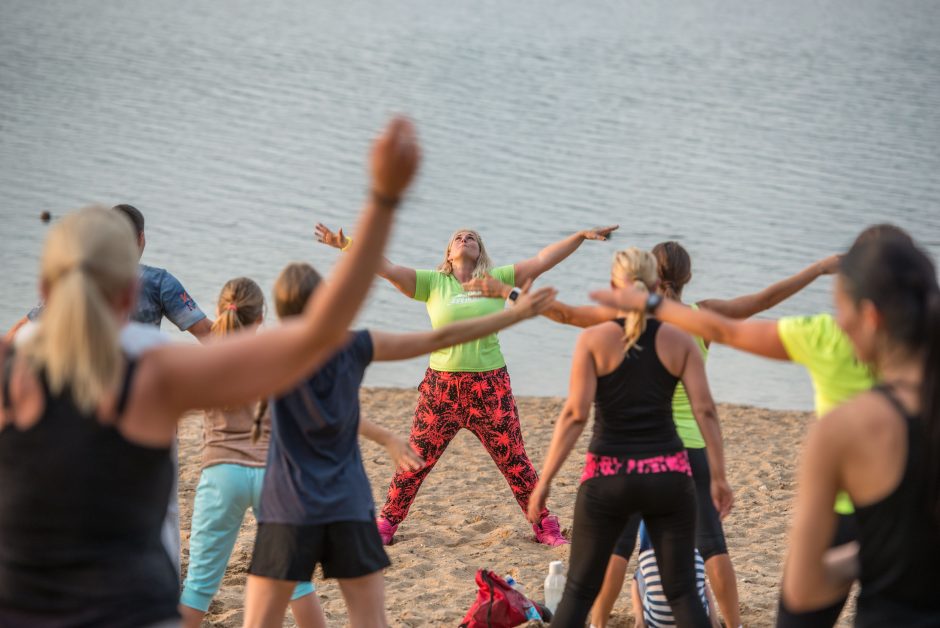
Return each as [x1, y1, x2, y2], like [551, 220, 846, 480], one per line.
[459, 569, 547, 628]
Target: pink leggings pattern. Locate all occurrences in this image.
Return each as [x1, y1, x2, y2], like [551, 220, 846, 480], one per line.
[580, 450, 692, 483]
[380, 367, 547, 526]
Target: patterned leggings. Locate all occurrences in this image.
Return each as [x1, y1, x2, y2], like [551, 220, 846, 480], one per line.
[380, 367, 548, 525]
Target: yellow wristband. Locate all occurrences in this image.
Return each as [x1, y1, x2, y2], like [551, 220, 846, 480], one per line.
[341, 236, 353, 252]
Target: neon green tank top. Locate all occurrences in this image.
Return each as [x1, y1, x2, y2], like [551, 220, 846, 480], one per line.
[672, 304, 709, 449]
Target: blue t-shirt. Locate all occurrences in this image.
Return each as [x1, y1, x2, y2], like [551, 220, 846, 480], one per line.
[28, 264, 206, 331]
[259, 330, 375, 525]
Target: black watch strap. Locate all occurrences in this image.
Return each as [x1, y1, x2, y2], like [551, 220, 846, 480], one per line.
[645, 293, 663, 315]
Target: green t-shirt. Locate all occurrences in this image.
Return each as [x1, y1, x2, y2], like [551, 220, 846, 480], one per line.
[778, 313, 876, 514]
[413, 265, 515, 372]
[673, 306, 709, 449]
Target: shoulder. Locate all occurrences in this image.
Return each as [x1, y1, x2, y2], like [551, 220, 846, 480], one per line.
[657, 321, 698, 352]
[489, 265, 515, 284]
[139, 264, 167, 283]
[578, 321, 622, 353]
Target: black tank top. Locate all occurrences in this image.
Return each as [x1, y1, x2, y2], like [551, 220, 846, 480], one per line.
[590, 319, 683, 456]
[0, 354, 178, 627]
[854, 386, 940, 627]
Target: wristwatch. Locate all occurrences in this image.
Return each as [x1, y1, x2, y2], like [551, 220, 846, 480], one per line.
[506, 287, 522, 305]
[645, 293, 664, 315]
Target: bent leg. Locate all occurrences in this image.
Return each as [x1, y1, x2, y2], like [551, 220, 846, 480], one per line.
[380, 371, 461, 525]
[337, 572, 388, 628]
[244, 575, 296, 628]
[465, 371, 542, 518]
[589, 515, 640, 628]
[552, 478, 637, 626]
[180, 465, 250, 622]
[289, 591, 326, 628]
[643, 473, 710, 628]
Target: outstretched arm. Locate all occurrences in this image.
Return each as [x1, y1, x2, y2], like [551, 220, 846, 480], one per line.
[4, 315, 30, 343]
[315, 223, 418, 298]
[370, 285, 557, 362]
[359, 417, 424, 471]
[461, 276, 616, 328]
[698, 255, 840, 320]
[591, 286, 789, 360]
[527, 331, 597, 522]
[141, 117, 420, 422]
[514, 225, 618, 287]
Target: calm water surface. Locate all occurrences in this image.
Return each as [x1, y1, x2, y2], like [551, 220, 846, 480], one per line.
[1, 0, 938, 410]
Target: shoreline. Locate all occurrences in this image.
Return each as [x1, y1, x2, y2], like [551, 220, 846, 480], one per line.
[178, 387, 854, 626]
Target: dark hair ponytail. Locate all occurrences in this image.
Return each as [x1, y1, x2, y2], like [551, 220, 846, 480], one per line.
[652, 241, 692, 301]
[840, 236, 940, 524]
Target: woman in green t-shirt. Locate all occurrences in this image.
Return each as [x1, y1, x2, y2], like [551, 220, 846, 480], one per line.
[315, 223, 617, 546]
[471, 241, 837, 628]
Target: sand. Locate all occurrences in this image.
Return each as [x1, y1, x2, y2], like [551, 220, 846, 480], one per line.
[178, 387, 854, 627]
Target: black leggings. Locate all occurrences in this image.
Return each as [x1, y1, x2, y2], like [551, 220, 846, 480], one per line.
[551, 471, 710, 627]
[612, 447, 727, 560]
[776, 514, 859, 628]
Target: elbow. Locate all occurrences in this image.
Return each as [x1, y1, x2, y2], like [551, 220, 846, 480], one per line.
[561, 407, 589, 427]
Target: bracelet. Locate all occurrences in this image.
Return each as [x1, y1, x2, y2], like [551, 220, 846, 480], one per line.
[341, 236, 353, 252]
[370, 189, 400, 211]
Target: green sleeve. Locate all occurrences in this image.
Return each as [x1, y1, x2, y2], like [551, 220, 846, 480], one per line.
[413, 270, 434, 302]
[777, 314, 833, 367]
[489, 264, 515, 286]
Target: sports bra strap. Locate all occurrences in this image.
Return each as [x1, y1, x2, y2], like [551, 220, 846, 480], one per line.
[114, 358, 138, 421]
[874, 384, 917, 423]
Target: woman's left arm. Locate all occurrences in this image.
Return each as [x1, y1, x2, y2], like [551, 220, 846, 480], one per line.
[514, 225, 618, 286]
[781, 415, 849, 611]
[527, 331, 597, 522]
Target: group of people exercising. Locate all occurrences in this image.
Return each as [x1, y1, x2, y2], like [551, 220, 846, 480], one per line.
[0, 117, 937, 627]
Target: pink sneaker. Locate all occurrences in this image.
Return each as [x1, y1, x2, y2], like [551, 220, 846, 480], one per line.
[376, 517, 398, 546]
[533, 514, 569, 546]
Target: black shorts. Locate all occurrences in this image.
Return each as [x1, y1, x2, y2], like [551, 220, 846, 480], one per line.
[611, 447, 728, 560]
[249, 521, 390, 581]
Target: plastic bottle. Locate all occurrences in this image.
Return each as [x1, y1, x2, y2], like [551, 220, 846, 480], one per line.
[544, 560, 566, 613]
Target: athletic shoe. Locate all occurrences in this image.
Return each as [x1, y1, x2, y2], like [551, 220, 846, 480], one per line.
[376, 517, 398, 546]
[533, 514, 569, 546]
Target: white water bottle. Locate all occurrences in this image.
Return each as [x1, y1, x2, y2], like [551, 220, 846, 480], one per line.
[544, 560, 566, 613]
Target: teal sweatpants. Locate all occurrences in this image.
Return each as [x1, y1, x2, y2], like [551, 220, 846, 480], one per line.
[180, 464, 315, 612]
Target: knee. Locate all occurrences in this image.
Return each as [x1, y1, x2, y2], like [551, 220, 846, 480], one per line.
[698, 535, 728, 562]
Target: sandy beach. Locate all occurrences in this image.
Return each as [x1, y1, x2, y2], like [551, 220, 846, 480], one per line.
[178, 387, 853, 627]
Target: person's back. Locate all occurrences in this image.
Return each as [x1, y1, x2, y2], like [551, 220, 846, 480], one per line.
[259, 330, 375, 525]
[589, 318, 683, 458]
[0, 357, 177, 626]
[853, 388, 940, 626]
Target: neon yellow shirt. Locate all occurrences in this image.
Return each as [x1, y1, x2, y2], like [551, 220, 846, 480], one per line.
[413, 265, 514, 372]
[673, 306, 708, 449]
[778, 313, 876, 514]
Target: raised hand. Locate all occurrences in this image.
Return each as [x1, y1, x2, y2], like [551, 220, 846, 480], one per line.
[462, 276, 511, 299]
[370, 116, 421, 203]
[314, 223, 349, 250]
[581, 225, 619, 241]
[589, 284, 647, 311]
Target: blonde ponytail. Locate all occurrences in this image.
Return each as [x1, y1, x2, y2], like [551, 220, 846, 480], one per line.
[211, 277, 265, 337]
[22, 207, 139, 413]
[611, 248, 659, 353]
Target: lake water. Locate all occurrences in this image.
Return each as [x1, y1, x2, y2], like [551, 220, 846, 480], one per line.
[1, 0, 938, 410]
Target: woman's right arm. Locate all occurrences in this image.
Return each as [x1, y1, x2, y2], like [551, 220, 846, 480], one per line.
[591, 286, 789, 360]
[314, 223, 417, 298]
[697, 255, 840, 320]
[140, 117, 421, 421]
[370, 285, 557, 362]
